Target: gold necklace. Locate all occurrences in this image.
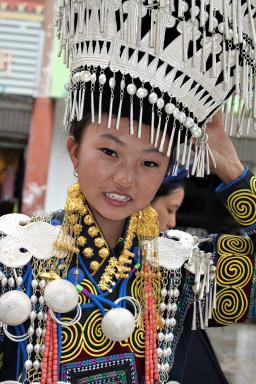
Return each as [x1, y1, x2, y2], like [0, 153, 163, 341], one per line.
[50, 183, 137, 286]
[98, 213, 138, 292]
[46, 184, 161, 302]
[53, 183, 112, 278]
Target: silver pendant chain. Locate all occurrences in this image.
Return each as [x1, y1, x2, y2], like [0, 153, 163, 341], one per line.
[157, 268, 182, 383]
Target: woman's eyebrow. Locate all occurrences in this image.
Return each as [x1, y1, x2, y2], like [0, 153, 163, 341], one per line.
[169, 204, 180, 209]
[100, 134, 125, 146]
[100, 134, 165, 156]
[143, 148, 165, 156]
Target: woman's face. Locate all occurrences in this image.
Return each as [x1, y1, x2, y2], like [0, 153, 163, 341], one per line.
[67, 115, 169, 222]
[152, 188, 185, 232]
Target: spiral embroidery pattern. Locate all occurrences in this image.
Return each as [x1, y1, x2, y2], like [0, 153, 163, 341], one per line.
[213, 235, 254, 325]
[218, 235, 253, 256]
[227, 176, 256, 226]
[217, 255, 253, 288]
[251, 177, 256, 195]
[128, 326, 145, 357]
[61, 307, 145, 362]
[120, 325, 145, 357]
[78, 278, 98, 305]
[131, 273, 143, 301]
[83, 310, 115, 357]
[61, 319, 84, 362]
[213, 288, 248, 324]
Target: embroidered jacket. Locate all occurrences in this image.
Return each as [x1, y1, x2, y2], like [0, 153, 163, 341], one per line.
[214, 167, 256, 324]
[0, 169, 255, 383]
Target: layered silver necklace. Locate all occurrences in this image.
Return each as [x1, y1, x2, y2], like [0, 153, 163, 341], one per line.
[157, 230, 216, 383]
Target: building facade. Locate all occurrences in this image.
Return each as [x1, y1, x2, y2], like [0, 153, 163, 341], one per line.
[0, 0, 55, 216]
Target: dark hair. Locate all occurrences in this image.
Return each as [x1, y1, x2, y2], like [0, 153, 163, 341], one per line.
[68, 114, 91, 143]
[154, 180, 184, 200]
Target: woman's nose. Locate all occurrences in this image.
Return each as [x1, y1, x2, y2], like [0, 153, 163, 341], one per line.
[167, 214, 176, 229]
[113, 167, 133, 188]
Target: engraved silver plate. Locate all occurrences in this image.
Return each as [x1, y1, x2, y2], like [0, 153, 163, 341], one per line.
[158, 230, 194, 270]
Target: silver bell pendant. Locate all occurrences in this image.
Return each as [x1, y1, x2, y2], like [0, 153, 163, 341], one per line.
[101, 296, 141, 342]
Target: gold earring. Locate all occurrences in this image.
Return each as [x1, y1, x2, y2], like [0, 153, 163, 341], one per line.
[137, 205, 159, 240]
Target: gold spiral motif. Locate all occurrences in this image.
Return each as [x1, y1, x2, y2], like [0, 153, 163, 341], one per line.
[214, 234, 254, 325]
[78, 278, 98, 304]
[78, 292, 87, 305]
[81, 278, 98, 295]
[250, 176, 256, 195]
[120, 325, 145, 358]
[60, 304, 146, 362]
[61, 319, 84, 362]
[218, 235, 253, 257]
[227, 184, 256, 226]
[213, 288, 248, 325]
[217, 255, 253, 288]
[131, 273, 143, 301]
[82, 309, 115, 357]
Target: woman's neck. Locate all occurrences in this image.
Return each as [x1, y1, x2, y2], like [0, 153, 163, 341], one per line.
[90, 207, 126, 250]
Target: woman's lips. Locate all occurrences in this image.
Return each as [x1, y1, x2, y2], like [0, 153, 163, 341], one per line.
[103, 192, 133, 207]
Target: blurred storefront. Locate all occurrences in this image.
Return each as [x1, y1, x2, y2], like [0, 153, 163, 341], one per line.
[0, 95, 31, 214]
[44, 36, 74, 213]
[0, 0, 54, 216]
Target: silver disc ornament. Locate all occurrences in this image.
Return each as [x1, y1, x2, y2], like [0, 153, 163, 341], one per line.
[101, 296, 141, 342]
[101, 307, 136, 341]
[158, 230, 195, 270]
[0, 213, 30, 234]
[44, 279, 79, 313]
[0, 382, 22, 384]
[0, 290, 31, 326]
[0, 212, 61, 263]
[0, 236, 33, 268]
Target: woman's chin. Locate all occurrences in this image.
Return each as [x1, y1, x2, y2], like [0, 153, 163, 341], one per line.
[91, 203, 133, 222]
[100, 209, 131, 222]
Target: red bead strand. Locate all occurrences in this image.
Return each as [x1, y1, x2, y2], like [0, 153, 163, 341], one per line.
[41, 310, 59, 384]
[41, 311, 51, 384]
[52, 319, 59, 384]
[143, 265, 158, 384]
[143, 264, 159, 384]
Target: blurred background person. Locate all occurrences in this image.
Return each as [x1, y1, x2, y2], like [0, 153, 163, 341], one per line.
[152, 173, 185, 232]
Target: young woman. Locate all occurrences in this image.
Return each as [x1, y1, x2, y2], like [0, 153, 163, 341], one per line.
[67, 114, 170, 248]
[0, 2, 255, 384]
[0, 109, 254, 383]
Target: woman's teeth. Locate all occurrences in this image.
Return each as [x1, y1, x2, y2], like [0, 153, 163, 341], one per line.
[105, 193, 131, 202]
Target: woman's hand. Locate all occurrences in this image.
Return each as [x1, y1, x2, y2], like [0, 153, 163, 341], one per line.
[206, 111, 244, 183]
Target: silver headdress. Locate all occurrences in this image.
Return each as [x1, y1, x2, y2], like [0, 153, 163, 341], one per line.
[56, 0, 256, 177]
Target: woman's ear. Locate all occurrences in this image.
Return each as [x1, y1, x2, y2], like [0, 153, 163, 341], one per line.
[66, 136, 79, 170]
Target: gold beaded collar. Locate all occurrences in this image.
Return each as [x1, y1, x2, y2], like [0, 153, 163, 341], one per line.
[52, 183, 138, 289]
[52, 183, 160, 293]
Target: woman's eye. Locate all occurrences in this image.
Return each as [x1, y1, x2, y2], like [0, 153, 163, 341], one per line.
[99, 148, 117, 158]
[143, 161, 159, 168]
[168, 208, 178, 214]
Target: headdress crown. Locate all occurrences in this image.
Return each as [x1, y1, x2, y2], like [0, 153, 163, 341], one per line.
[56, 0, 256, 176]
